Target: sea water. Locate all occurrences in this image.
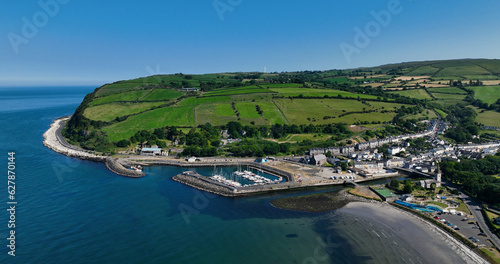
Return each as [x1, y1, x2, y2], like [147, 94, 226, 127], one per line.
[0, 86, 427, 264]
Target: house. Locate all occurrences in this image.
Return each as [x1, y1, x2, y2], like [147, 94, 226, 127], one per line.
[310, 154, 327, 166]
[401, 194, 413, 202]
[389, 147, 405, 155]
[181, 87, 200, 92]
[255, 158, 268, 163]
[385, 159, 405, 168]
[140, 147, 162, 156]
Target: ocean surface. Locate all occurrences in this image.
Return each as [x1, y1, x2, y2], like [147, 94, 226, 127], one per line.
[0, 86, 425, 264]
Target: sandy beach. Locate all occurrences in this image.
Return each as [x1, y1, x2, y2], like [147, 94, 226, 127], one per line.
[336, 202, 487, 264]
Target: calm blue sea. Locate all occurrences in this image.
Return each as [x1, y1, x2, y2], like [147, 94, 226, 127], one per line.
[0, 86, 423, 264]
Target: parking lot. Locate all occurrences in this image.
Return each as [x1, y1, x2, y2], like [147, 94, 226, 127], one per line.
[432, 211, 489, 246]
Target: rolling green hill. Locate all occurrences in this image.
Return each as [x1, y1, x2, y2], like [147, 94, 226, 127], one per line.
[64, 59, 500, 152]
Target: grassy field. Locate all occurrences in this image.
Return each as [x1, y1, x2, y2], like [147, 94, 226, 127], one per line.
[471, 107, 500, 127]
[141, 89, 183, 101]
[177, 96, 231, 106]
[471, 86, 500, 104]
[434, 64, 491, 77]
[430, 92, 467, 100]
[95, 82, 144, 96]
[90, 89, 152, 106]
[102, 106, 195, 141]
[407, 66, 440, 76]
[427, 87, 467, 94]
[214, 103, 235, 116]
[202, 86, 274, 96]
[434, 109, 448, 118]
[271, 88, 380, 99]
[389, 89, 432, 99]
[481, 248, 500, 264]
[83, 102, 164, 122]
[260, 83, 304, 88]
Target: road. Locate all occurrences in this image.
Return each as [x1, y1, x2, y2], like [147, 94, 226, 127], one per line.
[460, 192, 500, 248]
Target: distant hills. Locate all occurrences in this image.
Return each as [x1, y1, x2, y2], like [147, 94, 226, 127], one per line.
[63, 59, 500, 152]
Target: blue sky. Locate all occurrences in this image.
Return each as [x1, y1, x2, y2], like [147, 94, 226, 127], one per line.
[1, 0, 500, 86]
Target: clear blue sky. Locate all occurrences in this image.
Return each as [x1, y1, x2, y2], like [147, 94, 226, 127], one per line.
[2, 0, 500, 86]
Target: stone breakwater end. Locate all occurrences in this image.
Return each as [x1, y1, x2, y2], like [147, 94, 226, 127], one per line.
[106, 157, 145, 178]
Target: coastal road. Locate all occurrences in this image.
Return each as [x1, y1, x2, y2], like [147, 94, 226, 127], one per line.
[55, 118, 90, 152]
[460, 193, 500, 249]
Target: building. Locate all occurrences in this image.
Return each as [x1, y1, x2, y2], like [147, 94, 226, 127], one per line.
[310, 154, 327, 166]
[401, 194, 414, 202]
[140, 147, 162, 156]
[181, 87, 200, 92]
[255, 158, 268, 163]
[418, 166, 442, 189]
[389, 147, 405, 155]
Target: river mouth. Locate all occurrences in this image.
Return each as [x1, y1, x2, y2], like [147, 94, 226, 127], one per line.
[270, 189, 358, 213]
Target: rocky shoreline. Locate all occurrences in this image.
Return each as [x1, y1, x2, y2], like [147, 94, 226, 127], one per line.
[43, 117, 106, 162]
[43, 117, 145, 178]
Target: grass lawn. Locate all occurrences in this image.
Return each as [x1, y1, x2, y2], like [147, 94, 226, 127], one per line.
[90, 89, 152, 106]
[452, 199, 471, 215]
[83, 102, 164, 122]
[471, 86, 500, 104]
[140, 89, 183, 101]
[102, 106, 195, 142]
[426, 201, 448, 209]
[388, 89, 432, 99]
[481, 248, 500, 264]
[214, 103, 235, 116]
[484, 210, 500, 229]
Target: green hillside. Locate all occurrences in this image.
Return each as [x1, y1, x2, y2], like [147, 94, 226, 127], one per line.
[64, 59, 500, 153]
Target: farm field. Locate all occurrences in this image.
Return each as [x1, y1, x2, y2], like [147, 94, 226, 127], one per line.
[271, 88, 380, 99]
[388, 89, 432, 99]
[202, 86, 274, 96]
[427, 87, 467, 94]
[90, 89, 152, 106]
[430, 92, 467, 100]
[141, 89, 183, 101]
[102, 106, 195, 141]
[471, 86, 500, 104]
[83, 102, 165, 122]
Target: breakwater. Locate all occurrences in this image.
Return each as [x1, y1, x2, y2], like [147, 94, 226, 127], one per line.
[106, 157, 145, 178]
